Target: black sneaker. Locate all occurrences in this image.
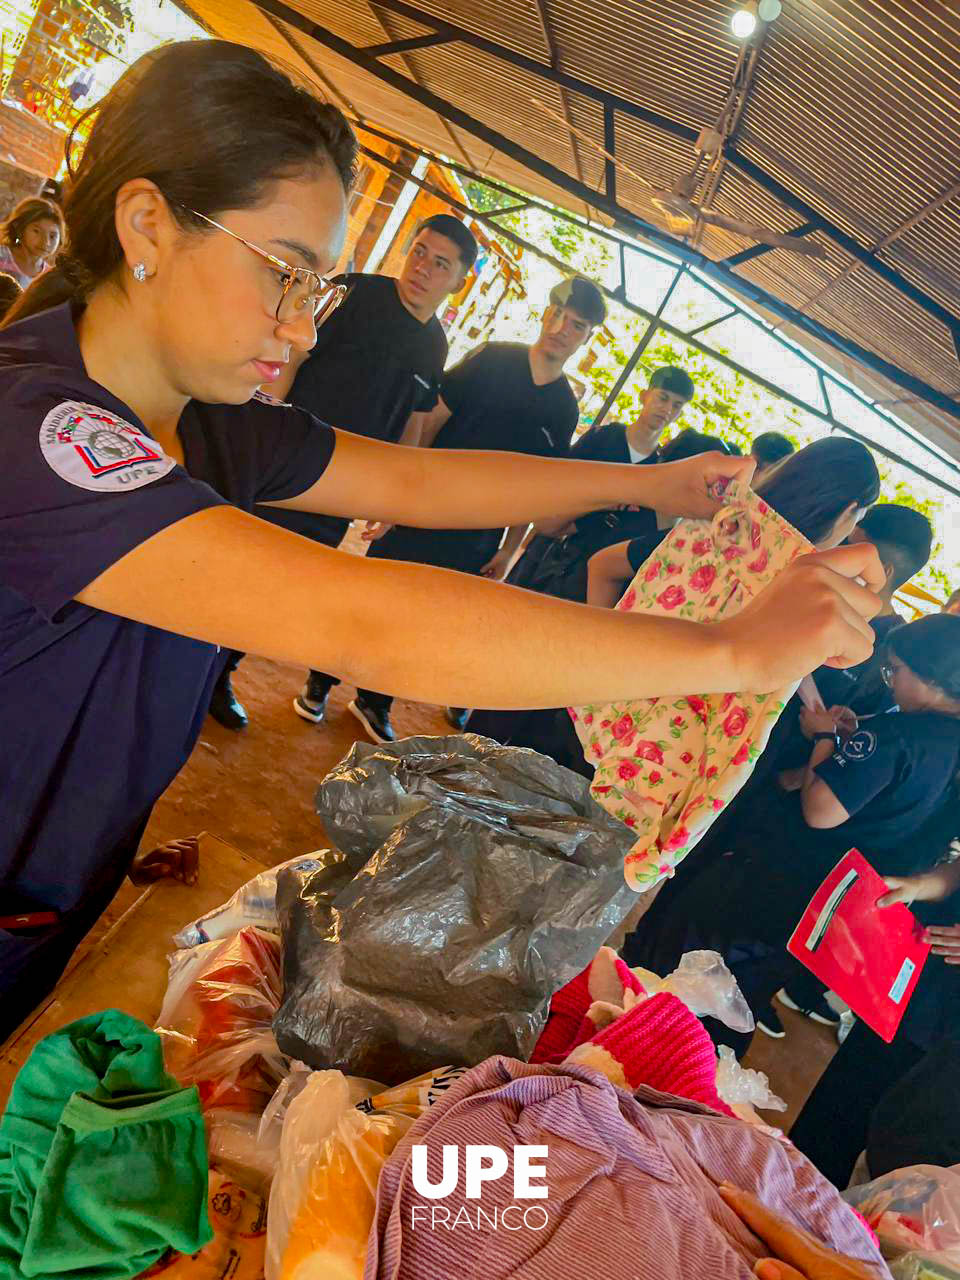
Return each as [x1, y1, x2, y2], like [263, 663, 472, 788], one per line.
[777, 988, 841, 1027]
[348, 697, 395, 744]
[208, 673, 248, 730]
[756, 1005, 786, 1039]
[293, 672, 332, 724]
[445, 707, 470, 731]
[293, 690, 328, 724]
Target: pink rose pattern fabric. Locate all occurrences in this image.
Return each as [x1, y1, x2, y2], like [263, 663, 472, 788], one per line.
[570, 482, 812, 889]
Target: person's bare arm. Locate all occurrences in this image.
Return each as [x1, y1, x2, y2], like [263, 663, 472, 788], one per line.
[881, 852, 960, 907]
[268, 442, 758, 532]
[801, 742, 850, 828]
[75, 511, 883, 709]
[587, 540, 635, 608]
[533, 515, 578, 537]
[719, 1185, 880, 1280]
[481, 524, 530, 580]
[396, 410, 427, 448]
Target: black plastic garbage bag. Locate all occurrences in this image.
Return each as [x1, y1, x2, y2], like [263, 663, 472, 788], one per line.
[273, 734, 636, 1083]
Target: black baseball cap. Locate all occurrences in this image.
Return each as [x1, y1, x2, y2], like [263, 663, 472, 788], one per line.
[549, 276, 606, 326]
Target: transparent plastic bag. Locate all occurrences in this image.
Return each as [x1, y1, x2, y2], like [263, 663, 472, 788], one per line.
[174, 855, 326, 948]
[206, 1109, 281, 1192]
[265, 1070, 412, 1280]
[140, 1168, 268, 1278]
[844, 1165, 960, 1278]
[632, 950, 755, 1034]
[258, 1064, 383, 1158]
[156, 926, 286, 1112]
[715, 1045, 787, 1113]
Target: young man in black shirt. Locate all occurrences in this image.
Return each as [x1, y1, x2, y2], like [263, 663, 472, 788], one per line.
[322, 274, 607, 743]
[208, 213, 478, 729]
[494, 364, 696, 597]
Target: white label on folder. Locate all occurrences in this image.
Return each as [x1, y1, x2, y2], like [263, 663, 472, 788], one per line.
[889, 958, 916, 1005]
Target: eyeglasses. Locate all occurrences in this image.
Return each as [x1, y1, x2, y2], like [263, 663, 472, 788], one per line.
[183, 208, 346, 326]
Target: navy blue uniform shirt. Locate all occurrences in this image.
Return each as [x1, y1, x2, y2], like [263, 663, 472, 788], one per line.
[813, 711, 960, 857]
[0, 304, 335, 919]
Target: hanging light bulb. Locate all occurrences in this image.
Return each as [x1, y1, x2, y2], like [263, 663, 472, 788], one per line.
[730, 6, 758, 39]
[757, 0, 782, 18]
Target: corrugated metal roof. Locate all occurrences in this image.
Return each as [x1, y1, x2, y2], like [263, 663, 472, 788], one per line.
[182, 0, 960, 459]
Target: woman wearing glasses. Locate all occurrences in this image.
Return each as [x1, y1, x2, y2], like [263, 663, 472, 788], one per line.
[0, 40, 882, 1031]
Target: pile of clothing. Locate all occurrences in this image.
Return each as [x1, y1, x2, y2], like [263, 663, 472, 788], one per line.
[0, 1011, 214, 1279]
[0, 737, 893, 1278]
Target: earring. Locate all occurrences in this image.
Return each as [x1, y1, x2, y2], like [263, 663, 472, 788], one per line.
[132, 262, 147, 283]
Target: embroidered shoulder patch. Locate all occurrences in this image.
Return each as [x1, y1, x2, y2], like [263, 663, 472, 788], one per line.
[842, 729, 877, 761]
[39, 401, 175, 492]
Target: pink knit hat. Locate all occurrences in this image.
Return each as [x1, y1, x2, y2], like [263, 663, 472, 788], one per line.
[566, 991, 735, 1117]
[531, 947, 645, 1065]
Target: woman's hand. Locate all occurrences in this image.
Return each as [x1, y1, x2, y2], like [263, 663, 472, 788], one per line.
[719, 1185, 880, 1279]
[361, 520, 393, 541]
[880, 864, 960, 908]
[480, 548, 514, 580]
[129, 836, 200, 886]
[719, 544, 884, 693]
[799, 705, 857, 740]
[924, 924, 960, 963]
[640, 451, 757, 520]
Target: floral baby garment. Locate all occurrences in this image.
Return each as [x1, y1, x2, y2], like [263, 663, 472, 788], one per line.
[570, 481, 812, 890]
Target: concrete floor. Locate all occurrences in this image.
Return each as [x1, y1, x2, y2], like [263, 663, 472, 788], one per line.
[130, 646, 838, 1130]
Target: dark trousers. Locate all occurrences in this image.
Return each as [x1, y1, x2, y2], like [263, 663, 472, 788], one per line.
[215, 653, 391, 711]
[789, 1017, 924, 1188]
[303, 670, 391, 712]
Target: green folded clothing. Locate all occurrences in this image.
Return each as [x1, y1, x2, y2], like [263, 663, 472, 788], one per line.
[0, 1009, 212, 1279]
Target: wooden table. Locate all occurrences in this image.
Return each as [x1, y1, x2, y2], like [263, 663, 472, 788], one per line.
[0, 832, 266, 1108]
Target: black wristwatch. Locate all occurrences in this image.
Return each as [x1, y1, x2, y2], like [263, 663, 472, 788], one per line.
[812, 731, 840, 749]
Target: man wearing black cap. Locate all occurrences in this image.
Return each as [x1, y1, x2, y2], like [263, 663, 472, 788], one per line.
[322, 274, 606, 743]
[208, 213, 479, 730]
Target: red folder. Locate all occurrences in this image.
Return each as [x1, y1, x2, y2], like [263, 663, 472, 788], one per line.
[787, 848, 930, 1043]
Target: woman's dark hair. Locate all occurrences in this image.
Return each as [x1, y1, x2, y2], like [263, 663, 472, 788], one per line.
[751, 430, 795, 468]
[1, 196, 63, 250]
[886, 615, 960, 701]
[0, 272, 22, 320]
[754, 436, 880, 545]
[657, 429, 733, 463]
[4, 40, 357, 326]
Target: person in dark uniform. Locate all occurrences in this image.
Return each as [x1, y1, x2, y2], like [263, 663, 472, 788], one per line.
[789, 818, 960, 1187]
[1, 41, 885, 1036]
[208, 212, 478, 729]
[315, 274, 607, 743]
[495, 365, 695, 604]
[624, 615, 960, 1059]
